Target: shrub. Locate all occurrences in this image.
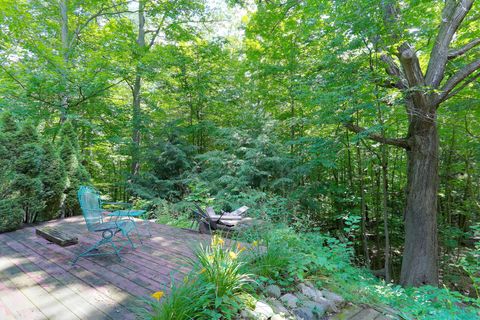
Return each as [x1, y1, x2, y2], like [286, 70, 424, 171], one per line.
[458, 224, 480, 304]
[0, 193, 23, 233]
[58, 121, 90, 217]
[0, 112, 23, 232]
[146, 283, 206, 320]
[147, 235, 251, 320]
[242, 227, 480, 319]
[39, 141, 67, 221]
[13, 123, 45, 223]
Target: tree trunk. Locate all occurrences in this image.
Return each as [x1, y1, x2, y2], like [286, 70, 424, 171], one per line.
[356, 143, 370, 268]
[131, 0, 145, 177]
[380, 144, 391, 282]
[59, 0, 69, 122]
[131, 73, 142, 177]
[400, 112, 439, 286]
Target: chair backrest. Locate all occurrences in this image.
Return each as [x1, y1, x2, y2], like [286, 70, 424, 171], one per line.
[194, 204, 213, 223]
[78, 186, 103, 231]
[205, 207, 217, 217]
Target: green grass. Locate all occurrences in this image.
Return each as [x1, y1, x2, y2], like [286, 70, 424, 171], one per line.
[155, 214, 193, 229]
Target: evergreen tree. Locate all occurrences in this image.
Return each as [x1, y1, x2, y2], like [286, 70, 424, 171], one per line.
[131, 134, 193, 201]
[0, 112, 23, 232]
[58, 121, 90, 216]
[12, 122, 45, 223]
[0, 111, 19, 157]
[39, 141, 67, 221]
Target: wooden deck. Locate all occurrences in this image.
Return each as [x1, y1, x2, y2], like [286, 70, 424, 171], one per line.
[0, 216, 210, 320]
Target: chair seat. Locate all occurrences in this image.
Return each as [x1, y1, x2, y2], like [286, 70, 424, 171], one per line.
[209, 214, 243, 221]
[108, 209, 146, 217]
[224, 206, 249, 216]
[91, 221, 132, 232]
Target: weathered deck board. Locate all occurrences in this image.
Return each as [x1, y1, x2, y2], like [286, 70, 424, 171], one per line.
[3, 238, 131, 320]
[0, 252, 46, 320]
[330, 304, 400, 320]
[2, 241, 106, 319]
[331, 305, 363, 319]
[57, 223, 188, 283]
[0, 216, 210, 320]
[35, 226, 78, 247]
[0, 243, 79, 319]
[349, 308, 381, 320]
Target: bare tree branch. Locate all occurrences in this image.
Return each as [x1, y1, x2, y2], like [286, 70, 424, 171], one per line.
[398, 43, 424, 87]
[69, 1, 136, 51]
[147, 16, 166, 49]
[439, 71, 480, 103]
[425, 0, 474, 87]
[380, 54, 407, 89]
[397, 43, 431, 108]
[69, 78, 126, 108]
[437, 58, 480, 104]
[448, 38, 480, 60]
[0, 65, 58, 107]
[344, 122, 410, 149]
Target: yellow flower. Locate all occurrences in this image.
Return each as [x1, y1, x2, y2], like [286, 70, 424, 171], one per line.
[207, 254, 214, 262]
[212, 235, 225, 246]
[151, 291, 164, 301]
[200, 268, 206, 274]
[238, 246, 246, 253]
[252, 240, 258, 247]
[229, 251, 238, 260]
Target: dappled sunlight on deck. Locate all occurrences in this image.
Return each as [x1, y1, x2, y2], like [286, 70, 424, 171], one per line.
[0, 217, 210, 319]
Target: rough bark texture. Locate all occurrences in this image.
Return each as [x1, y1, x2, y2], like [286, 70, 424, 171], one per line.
[400, 107, 439, 286]
[345, 0, 480, 287]
[60, 0, 69, 122]
[131, 0, 146, 177]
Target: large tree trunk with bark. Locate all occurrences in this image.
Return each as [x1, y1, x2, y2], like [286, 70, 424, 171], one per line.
[400, 111, 439, 286]
[131, 73, 142, 177]
[60, 0, 69, 122]
[131, 0, 146, 177]
[346, 0, 478, 287]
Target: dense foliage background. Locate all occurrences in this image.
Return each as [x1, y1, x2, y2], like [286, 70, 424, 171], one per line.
[0, 0, 479, 297]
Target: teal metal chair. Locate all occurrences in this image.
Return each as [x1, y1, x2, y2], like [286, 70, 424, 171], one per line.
[104, 203, 152, 239]
[72, 186, 136, 265]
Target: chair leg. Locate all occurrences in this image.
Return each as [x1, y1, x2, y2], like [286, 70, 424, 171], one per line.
[126, 232, 136, 249]
[72, 237, 106, 265]
[109, 239, 122, 262]
[132, 220, 143, 245]
[72, 228, 121, 265]
[144, 217, 152, 237]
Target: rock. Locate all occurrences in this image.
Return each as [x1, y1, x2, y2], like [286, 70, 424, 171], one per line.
[297, 283, 323, 302]
[271, 315, 287, 320]
[280, 293, 299, 309]
[293, 307, 314, 320]
[268, 298, 290, 315]
[240, 309, 264, 320]
[306, 296, 338, 312]
[254, 301, 275, 319]
[321, 290, 344, 305]
[266, 284, 282, 298]
[302, 300, 328, 317]
[295, 287, 337, 313]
